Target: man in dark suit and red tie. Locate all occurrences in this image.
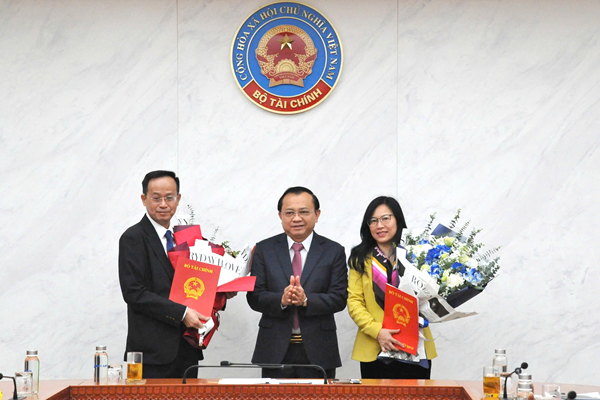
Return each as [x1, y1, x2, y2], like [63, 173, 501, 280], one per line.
[247, 187, 348, 378]
[118, 170, 209, 378]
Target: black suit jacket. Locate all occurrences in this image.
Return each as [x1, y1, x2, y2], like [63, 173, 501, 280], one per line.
[246, 232, 348, 370]
[118, 215, 201, 365]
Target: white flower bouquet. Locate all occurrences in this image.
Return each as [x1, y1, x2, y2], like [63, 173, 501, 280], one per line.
[403, 209, 500, 307]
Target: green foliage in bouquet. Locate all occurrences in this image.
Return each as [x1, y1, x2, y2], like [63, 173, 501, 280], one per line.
[187, 204, 196, 225]
[210, 227, 241, 258]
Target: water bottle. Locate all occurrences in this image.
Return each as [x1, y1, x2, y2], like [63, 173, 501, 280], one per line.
[517, 372, 534, 400]
[94, 346, 108, 384]
[24, 350, 40, 394]
[493, 349, 508, 373]
[517, 382, 534, 400]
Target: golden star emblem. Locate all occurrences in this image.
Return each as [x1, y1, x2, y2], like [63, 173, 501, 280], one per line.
[279, 34, 294, 50]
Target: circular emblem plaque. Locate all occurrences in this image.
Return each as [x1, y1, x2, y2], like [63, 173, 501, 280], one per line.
[231, 2, 343, 114]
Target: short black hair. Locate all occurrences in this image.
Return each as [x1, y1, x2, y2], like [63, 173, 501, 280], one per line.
[277, 186, 320, 212]
[142, 170, 180, 195]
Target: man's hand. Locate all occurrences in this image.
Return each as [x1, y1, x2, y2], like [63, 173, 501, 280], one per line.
[224, 292, 238, 299]
[183, 308, 210, 329]
[290, 275, 306, 306]
[281, 276, 295, 306]
[377, 328, 406, 352]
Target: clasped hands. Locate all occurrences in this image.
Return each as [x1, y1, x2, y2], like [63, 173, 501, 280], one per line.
[377, 328, 406, 353]
[281, 275, 307, 307]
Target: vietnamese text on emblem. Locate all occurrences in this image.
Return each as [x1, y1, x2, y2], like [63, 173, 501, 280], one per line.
[231, 2, 343, 114]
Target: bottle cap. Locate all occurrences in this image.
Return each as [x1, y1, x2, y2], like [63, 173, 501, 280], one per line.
[26, 350, 38, 355]
[494, 349, 506, 354]
[96, 345, 107, 351]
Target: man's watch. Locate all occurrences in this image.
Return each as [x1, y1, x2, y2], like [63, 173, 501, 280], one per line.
[302, 296, 308, 307]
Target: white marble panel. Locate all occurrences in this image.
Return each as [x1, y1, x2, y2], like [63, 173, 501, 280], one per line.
[0, 0, 178, 379]
[398, 0, 600, 385]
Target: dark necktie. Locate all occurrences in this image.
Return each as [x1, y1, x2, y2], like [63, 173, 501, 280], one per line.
[291, 242, 304, 330]
[165, 230, 174, 251]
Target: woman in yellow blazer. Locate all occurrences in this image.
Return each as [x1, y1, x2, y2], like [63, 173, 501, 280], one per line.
[348, 196, 436, 379]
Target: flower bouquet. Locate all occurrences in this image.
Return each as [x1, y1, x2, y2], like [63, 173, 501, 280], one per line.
[379, 210, 501, 363]
[169, 208, 255, 348]
[399, 209, 500, 322]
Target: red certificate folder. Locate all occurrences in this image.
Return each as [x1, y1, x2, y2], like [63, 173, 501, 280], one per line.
[216, 276, 256, 292]
[382, 284, 419, 355]
[173, 225, 203, 247]
[169, 257, 221, 316]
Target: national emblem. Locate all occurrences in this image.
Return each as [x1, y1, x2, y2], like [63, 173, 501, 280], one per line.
[393, 303, 410, 326]
[183, 277, 205, 300]
[255, 25, 317, 88]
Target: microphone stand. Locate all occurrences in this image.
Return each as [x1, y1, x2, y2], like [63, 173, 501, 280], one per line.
[502, 362, 528, 399]
[0, 373, 18, 400]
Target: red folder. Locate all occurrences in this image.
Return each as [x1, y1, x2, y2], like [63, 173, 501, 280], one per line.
[169, 257, 221, 316]
[382, 284, 419, 355]
[168, 242, 190, 269]
[173, 225, 203, 247]
[217, 276, 256, 292]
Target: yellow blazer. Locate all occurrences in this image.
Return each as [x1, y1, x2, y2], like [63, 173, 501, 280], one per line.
[347, 260, 437, 362]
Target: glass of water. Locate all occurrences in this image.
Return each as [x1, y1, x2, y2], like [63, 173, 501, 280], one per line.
[15, 371, 33, 396]
[542, 384, 561, 400]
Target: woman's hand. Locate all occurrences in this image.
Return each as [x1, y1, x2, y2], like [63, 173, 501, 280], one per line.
[377, 328, 406, 352]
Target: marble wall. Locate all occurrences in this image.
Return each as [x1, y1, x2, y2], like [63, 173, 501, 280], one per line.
[1, 0, 599, 385]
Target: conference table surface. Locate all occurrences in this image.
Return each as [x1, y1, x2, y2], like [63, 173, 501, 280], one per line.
[1, 379, 599, 400]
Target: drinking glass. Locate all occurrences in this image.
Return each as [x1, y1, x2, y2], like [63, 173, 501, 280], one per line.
[108, 364, 123, 383]
[15, 371, 33, 396]
[483, 366, 501, 397]
[126, 352, 143, 383]
[542, 384, 561, 400]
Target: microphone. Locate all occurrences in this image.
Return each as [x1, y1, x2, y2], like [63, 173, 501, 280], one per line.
[219, 361, 289, 370]
[182, 363, 274, 383]
[0, 373, 18, 400]
[220, 361, 328, 384]
[181, 365, 229, 384]
[502, 362, 528, 399]
[567, 391, 577, 400]
[182, 361, 328, 384]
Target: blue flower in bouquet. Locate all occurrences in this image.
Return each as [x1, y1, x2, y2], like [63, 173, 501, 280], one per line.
[418, 238, 430, 245]
[466, 268, 483, 284]
[410, 252, 417, 263]
[425, 245, 451, 263]
[429, 263, 442, 278]
[451, 262, 465, 273]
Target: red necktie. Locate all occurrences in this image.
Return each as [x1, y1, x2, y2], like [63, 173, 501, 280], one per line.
[292, 242, 304, 330]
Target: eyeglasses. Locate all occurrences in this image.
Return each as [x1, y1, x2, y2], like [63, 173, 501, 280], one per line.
[149, 196, 177, 204]
[282, 210, 314, 218]
[368, 214, 394, 227]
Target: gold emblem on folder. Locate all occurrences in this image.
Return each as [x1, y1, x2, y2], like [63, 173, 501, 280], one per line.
[183, 277, 205, 299]
[393, 304, 410, 327]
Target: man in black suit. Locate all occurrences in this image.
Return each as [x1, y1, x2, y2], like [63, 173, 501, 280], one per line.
[247, 187, 348, 379]
[119, 170, 209, 378]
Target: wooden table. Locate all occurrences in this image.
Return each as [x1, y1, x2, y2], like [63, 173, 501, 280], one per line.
[1, 379, 598, 400]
